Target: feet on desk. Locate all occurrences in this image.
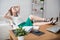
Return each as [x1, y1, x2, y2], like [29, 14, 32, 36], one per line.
[51, 17, 58, 25]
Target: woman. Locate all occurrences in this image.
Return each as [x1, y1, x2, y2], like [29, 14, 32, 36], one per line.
[4, 6, 58, 28]
[4, 6, 22, 28]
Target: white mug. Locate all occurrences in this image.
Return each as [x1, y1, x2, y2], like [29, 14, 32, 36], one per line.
[33, 26, 39, 31]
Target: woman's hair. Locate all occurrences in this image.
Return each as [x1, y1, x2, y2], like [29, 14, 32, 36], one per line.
[9, 7, 13, 16]
[8, 6, 20, 16]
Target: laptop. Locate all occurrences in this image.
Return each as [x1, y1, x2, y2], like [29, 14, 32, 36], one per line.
[46, 25, 60, 33]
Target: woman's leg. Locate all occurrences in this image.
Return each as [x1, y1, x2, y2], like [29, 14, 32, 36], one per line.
[29, 15, 46, 21]
[33, 21, 52, 26]
[29, 15, 58, 26]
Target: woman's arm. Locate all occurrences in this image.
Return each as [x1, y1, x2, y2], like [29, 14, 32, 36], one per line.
[4, 11, 12, 20]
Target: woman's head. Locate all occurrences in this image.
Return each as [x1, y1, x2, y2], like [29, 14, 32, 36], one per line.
[9, 6, 20, 16]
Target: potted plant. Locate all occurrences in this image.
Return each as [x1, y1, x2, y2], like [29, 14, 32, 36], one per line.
[40, 7, 44, 12]
[40, 0, 44, 3]
[14, 28, 27, 40]
[40, 0, 44, 1]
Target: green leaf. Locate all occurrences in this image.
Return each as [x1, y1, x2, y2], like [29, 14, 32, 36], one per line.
[14, 28, 28, 37]
[40, 0, 44, 1]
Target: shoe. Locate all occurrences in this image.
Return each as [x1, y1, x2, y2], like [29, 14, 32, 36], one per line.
[44, 17, 53, 22]
[50, 17, 53, 21]
[56, 17, 58, 22]
[51, 17, 58, 25]
[45, 17, 53, 22]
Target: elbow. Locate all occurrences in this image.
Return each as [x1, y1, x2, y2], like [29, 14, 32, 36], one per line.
[4, 15, 7, 18]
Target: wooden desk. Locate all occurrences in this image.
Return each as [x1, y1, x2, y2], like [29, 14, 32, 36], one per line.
[9, 25, 60, 40]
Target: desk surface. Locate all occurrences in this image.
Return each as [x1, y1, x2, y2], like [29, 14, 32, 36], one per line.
[9, 25, 60, 40]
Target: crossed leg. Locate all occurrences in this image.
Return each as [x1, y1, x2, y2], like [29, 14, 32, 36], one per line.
[33, 22, 51, 26]
[29, 15, 52, 26]
[29, 15, 46, 21]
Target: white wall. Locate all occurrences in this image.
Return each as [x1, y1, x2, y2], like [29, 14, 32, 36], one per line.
[0, 0, 32, 20]
[19, 0, 32, 20]
[0, 0, 20, 16]
[59, 0, 60, 11]
[59, 0, 60, 17]
[44, 0, 59, 18]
